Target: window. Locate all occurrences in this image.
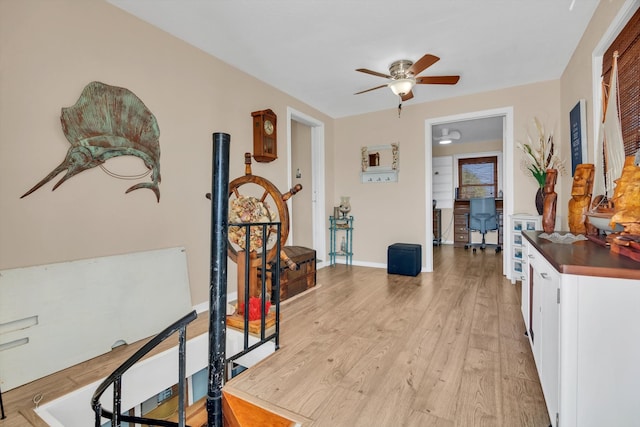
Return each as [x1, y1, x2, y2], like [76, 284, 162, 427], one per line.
[602, 8, 639, 157]
[458, 156, 498, 199]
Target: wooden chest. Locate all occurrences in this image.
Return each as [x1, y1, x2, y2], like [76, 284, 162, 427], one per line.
[278, 246, 316, 301]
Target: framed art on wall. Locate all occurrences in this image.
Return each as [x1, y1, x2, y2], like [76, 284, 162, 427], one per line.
[570, 99, 587, 176]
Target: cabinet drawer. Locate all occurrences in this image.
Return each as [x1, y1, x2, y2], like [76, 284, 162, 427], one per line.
[513, 233, 523, 246]
[455, 233, 469, 242]
[512, 260, 527, 281]
[513, 246, 524, 260]
[454, 225, 468, 233]
[454, 215, 468, 226]
[528, 248, 559, 281]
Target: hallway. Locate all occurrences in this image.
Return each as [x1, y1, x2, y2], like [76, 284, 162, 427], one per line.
[225, 245, 549, 426]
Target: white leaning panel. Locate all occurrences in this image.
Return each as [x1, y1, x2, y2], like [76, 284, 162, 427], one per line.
[0, 247, 192, 391]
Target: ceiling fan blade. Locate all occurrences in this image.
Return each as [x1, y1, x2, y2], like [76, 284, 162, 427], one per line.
[354, 84, 387, 95]
[407, 54, 440, 76]
[401, 91, 414, 102]
[356, 68, 392, 79]
[416, 75, 460, 85]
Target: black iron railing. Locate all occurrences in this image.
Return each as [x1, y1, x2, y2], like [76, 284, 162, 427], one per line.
[91, 134, 281, 427]
[91, 310, 197, 427]
[0, 384, 5, 419]
[225, 222, 281, 379]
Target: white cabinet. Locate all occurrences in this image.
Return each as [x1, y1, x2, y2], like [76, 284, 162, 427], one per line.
[523, 236, 640, 427]
[510, 214, 541, 284]
[527, 247, 560, 426]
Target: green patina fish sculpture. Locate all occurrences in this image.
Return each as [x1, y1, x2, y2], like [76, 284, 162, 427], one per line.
[21, 81, 161, 201]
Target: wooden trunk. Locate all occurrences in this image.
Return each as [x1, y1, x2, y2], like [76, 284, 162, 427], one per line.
[278, 246, 316, 301]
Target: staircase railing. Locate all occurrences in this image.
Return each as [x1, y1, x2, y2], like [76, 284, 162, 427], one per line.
[225, 221, 281, 379]
[91, 310, 197, 427]
[91, 134, 281, 427]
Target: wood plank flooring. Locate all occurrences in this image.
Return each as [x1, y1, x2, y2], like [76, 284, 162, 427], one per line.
[225, 245, 550, 426]
[0, 245, 550, 426]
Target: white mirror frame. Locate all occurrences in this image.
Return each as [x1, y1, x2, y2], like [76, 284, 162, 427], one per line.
[360, 143, 399, 183]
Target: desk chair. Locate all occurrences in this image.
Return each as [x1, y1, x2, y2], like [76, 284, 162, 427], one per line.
[465, 197, 502, 253]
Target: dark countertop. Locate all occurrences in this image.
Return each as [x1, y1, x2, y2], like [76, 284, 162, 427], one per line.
[522, 231, 640, 280]
[454, 198, 503, 202]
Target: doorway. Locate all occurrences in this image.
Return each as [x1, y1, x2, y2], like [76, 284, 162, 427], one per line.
[286, 107, 326, 265]
[424, 107, 514, 275]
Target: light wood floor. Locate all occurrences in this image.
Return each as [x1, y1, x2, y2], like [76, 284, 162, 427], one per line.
[225, 245, 550, 426]
[1, 245, 550, 426]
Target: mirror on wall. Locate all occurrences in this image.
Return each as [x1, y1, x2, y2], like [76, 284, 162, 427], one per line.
[360, 143, 399, 183]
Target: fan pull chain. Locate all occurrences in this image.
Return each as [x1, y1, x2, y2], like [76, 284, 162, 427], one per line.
[398, 102, 402, 118]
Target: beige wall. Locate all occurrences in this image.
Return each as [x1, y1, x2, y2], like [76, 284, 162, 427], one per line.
[0, 0, 334, 305]
[331, 0, 629, 265]
[1, 0, 630, 303]
[335, 80, 561, 264]
[559, 0, 630, 216]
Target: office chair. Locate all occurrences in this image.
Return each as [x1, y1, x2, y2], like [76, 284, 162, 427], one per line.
[465, 197, 502, 253]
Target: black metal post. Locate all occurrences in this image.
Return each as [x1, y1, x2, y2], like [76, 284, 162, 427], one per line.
[274, 223, 281, 350]
[93, 401, 101, 427]
[178, 326, 187, 427]
[207, 132, 230, 427]
[113, 376, 121, 427]
[0, 385, 6, 419]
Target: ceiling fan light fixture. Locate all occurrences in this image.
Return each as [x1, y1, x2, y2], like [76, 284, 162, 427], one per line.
[388, 78, 415, 96]
[434, 127, 461, 144]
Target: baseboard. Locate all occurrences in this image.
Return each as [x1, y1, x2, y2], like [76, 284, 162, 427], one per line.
[193, 291, 238, 314]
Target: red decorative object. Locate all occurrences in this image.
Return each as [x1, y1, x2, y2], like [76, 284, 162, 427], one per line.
[239, 297, 271, 321]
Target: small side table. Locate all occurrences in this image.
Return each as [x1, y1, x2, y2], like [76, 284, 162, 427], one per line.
[329, 216, 353, 265]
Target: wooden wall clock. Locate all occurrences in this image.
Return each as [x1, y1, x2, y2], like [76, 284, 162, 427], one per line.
[251, 109, 277, 162]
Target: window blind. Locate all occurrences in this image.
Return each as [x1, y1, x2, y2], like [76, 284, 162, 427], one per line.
[602, 8, 640, 157]
[458, 156, 498, 199]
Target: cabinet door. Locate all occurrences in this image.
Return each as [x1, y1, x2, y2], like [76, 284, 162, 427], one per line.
[520, 243, 530, 331]
[530, 262, 542, 367]
[530, 249, 560, 427]
[539, 265, 560, 426]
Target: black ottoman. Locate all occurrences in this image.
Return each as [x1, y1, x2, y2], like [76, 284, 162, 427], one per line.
[387, 243, 422, 276]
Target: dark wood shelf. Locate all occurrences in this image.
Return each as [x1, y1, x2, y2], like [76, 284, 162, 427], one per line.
[522, 230, 640, 280]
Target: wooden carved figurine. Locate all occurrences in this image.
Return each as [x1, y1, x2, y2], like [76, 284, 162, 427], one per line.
[609, 156, 640, 261]
[542, 169, 558, 233]
[568, 164, 595, 234]
[611, 156, 640, 235]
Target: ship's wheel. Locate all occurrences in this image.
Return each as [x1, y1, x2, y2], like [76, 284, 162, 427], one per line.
[227, 153, 301, 266]
[224, 154, 301, 315]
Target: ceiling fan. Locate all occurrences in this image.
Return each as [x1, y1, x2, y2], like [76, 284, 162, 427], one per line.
[433, 128, 461, 144]
[354, 54, 460, 102]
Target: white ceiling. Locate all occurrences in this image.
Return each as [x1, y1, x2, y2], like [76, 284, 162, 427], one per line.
[106, 0, 599, 131]
[433, 116, 505, 146]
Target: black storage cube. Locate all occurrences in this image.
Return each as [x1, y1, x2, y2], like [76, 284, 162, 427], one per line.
[387, 243, 422, 276]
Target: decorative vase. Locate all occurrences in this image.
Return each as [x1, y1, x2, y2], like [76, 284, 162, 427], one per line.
[535, 187, 544, 215]
[339, 196, 351, 219]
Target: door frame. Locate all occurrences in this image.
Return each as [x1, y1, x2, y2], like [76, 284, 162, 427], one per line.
[424, 107, 514, 275]
[286, 107, 326, 264]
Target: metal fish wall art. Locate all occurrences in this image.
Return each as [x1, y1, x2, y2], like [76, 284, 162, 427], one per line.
[21, 81, 161, 201]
